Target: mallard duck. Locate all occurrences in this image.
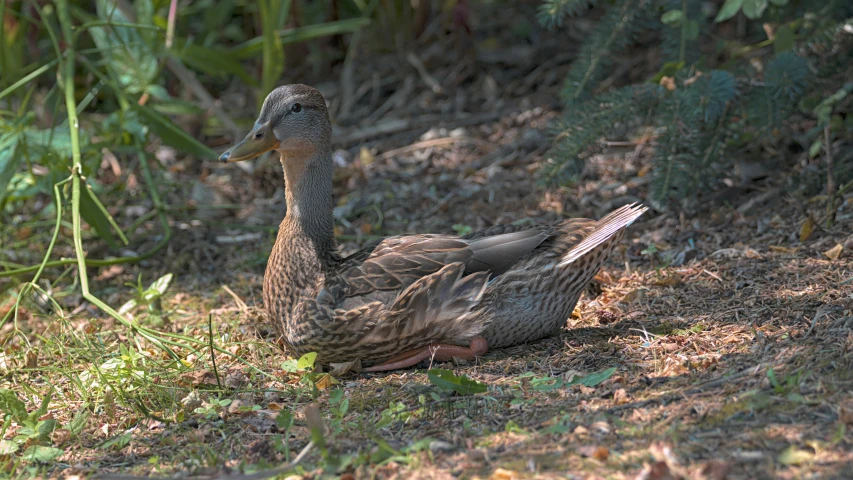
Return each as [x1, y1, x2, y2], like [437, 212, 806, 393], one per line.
[220, 84, 647, 372]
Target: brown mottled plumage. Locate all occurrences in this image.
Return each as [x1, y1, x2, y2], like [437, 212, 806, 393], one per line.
[219, 85, 647, 372]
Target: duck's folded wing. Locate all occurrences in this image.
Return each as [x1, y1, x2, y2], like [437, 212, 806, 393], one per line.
[338, 228, 551, 300]
[338, 235, 474, 297]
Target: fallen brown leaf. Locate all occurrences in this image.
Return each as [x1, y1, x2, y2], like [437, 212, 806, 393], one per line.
[636, 461, 677, 480]
[490, 468, 520, 480]
[329, 359, 362, 376]
[578, 445, 610, 461]
[800, 217, 815, 242]
[51, 428, 71, 446]
[824, 243, 843, 260]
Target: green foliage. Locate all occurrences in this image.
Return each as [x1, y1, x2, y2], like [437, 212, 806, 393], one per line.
[541, 0, 853, 207]
[427, 368, 488, 395]
[537, 0, 599, 29]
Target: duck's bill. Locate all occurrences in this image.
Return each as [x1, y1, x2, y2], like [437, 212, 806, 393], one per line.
[219, 121, 279, 163]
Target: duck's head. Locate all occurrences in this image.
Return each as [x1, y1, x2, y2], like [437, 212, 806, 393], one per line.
[219, 84, 331, 164]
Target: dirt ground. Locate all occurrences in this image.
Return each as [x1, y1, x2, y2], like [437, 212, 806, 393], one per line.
[2, 2, 853, 479]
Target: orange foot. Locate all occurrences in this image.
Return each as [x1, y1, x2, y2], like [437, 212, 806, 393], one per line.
[364, 336, 488, 373]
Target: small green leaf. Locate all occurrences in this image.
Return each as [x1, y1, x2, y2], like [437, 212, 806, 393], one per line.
[774, 24, 795, 53]
[280, 359, 298, 373]
[742, 0, 768, 19]
[22, 445, 63, 463]
[661, 10, 684, 26]
[118, 298, 140, 316]
[808, 139, 823, 158]
[715, 0, 744, 23]
[148, 273, 173, 296]
[36, 419, 58, 441]
[133, 104, 217, 159]
[0, 389, 28, 422]
[504, 419, 527, 434]
[530, 376, 564, 391]
[0, 137, 20, 205]
[67, 407, 90, 436]
[568, 367, 617, 387]
[329, 388, 344, 405]
[0, 440, 19, 455]
[427, 369, 488, 395]
[297, 352, 317, 370]
[767, 367, 780, 389]
[275, 410, 294, 430]
[100, 432, 132, 451]
[778, 445, 814, 465]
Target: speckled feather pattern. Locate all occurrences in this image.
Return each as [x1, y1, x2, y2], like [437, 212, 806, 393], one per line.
[236, 85, 648, 368]
[264, 203, 647, 366]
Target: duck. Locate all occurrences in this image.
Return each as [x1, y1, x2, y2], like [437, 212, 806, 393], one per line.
[219, 84, 647, 372]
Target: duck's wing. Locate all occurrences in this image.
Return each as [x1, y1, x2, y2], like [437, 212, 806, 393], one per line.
[335, 234, 474, 298]
[333, 227, 553, 300]
[293, 263, 491, 363]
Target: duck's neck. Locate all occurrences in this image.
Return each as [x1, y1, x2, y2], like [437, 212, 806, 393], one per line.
[279, 149, 338, 265]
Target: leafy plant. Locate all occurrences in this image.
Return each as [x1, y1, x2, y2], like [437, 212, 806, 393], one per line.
[0, 0, 375, 362]
[0, 388, 88, 464]
[539, 0, 853, 209]
[118, 273, 174, 326]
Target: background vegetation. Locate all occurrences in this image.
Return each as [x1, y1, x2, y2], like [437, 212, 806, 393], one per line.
[1, 0, 851, 478]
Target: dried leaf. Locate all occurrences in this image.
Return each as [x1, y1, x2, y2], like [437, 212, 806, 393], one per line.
[313, 373, 337, 390]
[636, 461, 676, 480]
[25, 350, 38, 369]
[623, 289, 646, 303]
[768, 245, 797, 254]
[653, 274, 682, 287]
[824, 243, 843, 261]
[490, 468, 520, 480]
[50, 428, 71, 446]
[359, 147, 375, 165]
[696, 460, 730, 480]
[800, 217, 815, 242]
[329, 359, 362, 376]
[578, 445, 610, 461]
[612, 388, 629, 405]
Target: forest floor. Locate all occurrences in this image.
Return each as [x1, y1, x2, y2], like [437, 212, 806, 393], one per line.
[2, 3, 853, 479]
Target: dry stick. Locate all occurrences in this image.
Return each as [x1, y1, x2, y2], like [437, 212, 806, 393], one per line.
[407, 51, 443, 93]
[824, 126, 836, 228]
[208, 314, 222, 389]
[334, 108, 511, 146]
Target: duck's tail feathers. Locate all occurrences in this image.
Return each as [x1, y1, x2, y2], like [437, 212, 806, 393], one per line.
[558, 203, 648, 267]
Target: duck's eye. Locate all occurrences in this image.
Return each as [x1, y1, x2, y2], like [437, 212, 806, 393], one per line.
[254, 131, 264, 139]
[291, 103, 302, 113]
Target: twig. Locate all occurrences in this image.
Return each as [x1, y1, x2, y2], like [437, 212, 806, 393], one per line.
[208, 314, 222, 389]
[407, 52, 442, 93]
[334, 108, 511, 145]
[221, 284, 249, 313]
[824, 126, 836, 228]
[377, 136, 490, 161]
